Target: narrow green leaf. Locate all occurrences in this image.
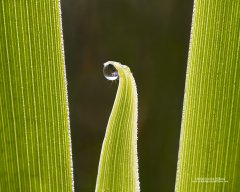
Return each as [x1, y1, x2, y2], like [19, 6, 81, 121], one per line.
[176, 0, 240, 191]
[0, 0, 73, 191]
[95, 61, 140, 192]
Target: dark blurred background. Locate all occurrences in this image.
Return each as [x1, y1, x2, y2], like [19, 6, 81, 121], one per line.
[61, 0, 193, 191]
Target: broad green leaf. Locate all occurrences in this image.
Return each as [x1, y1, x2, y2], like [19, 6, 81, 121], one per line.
[95, 61, 140, 192]
[176, 0, 240, 191]
[0, 0, 73, 191]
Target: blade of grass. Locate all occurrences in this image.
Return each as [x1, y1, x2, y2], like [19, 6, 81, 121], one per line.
[95, 61, 140, 192]
[176, 0, 240, 191]
[0, 0, 73, 191]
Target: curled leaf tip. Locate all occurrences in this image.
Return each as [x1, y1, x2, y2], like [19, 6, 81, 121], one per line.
[96, 61, 140, 192]
[103, 61, 131, 80]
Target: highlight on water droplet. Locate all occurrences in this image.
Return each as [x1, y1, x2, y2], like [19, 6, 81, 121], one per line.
[103, 61, 119, 80]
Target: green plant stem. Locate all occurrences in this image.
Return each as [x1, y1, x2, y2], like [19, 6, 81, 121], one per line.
[0, 0, 73, 191]
[176, 0, 240, 191]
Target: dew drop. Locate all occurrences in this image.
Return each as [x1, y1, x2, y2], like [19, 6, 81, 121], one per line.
[103, 62, 119, 80]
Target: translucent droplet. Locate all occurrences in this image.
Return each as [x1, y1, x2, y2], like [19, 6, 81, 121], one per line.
[103, 62, 119, 80]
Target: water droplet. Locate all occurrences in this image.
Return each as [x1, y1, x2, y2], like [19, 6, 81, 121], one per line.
[103, 62, 119, 80]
